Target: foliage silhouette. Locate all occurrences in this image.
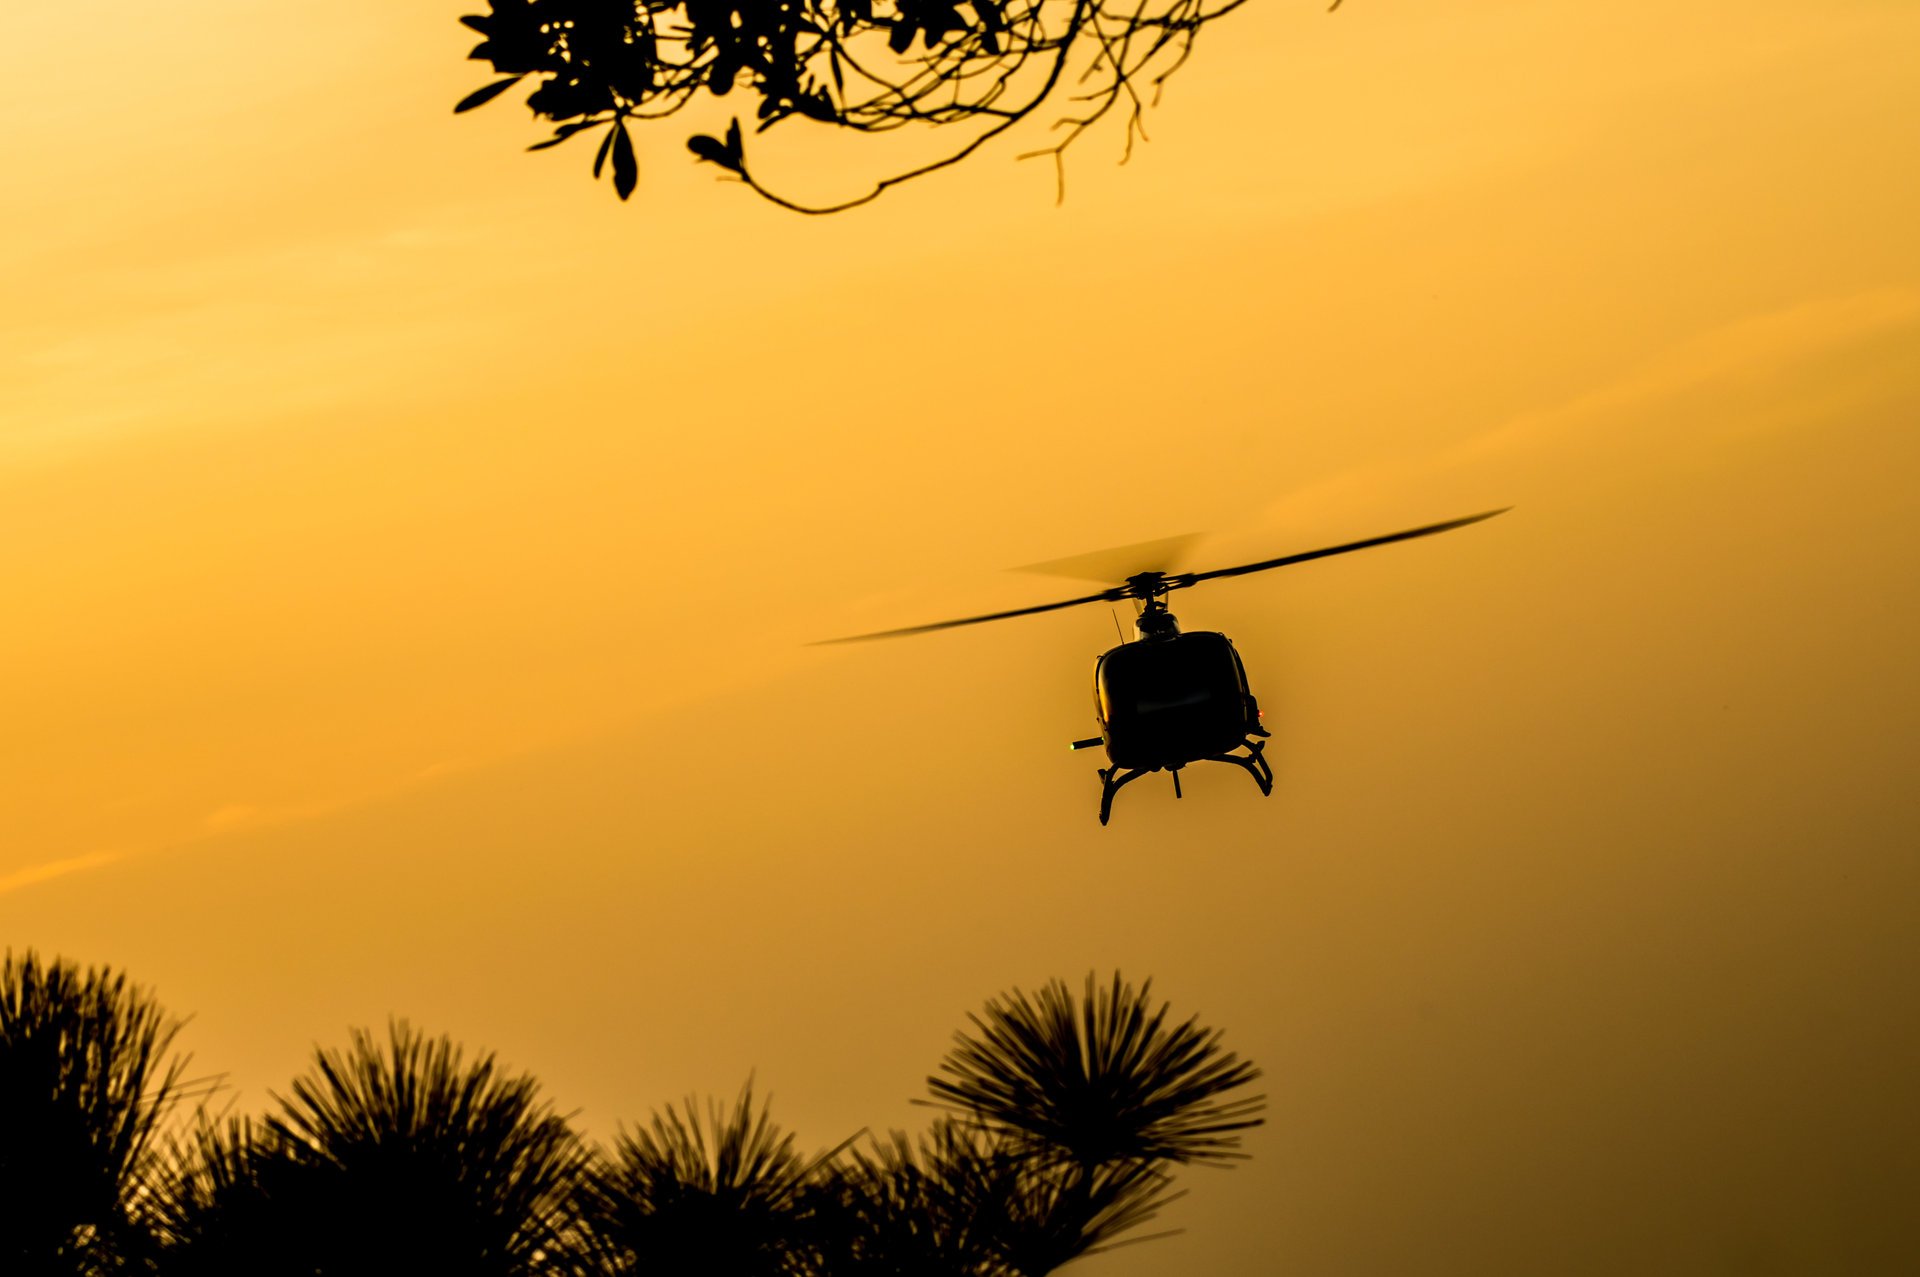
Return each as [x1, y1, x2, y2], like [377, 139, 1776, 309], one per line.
[816, 1117, 1178, 1276]
[799, 972, 1263, 1275]
[156, 1022, 595, 1276]
[926, 972, 1265, 1167]
[584, 1082, 842, 1275]
[0, 951, 190, 1275]
[810, 1122, 1019, 1275]
[19, 967, 1256, 1273]
[455, 0, 1343, 211]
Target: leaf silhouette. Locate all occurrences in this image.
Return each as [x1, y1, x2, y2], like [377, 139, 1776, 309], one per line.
[453, 75, 524, 113]
[687, 133, 740, 171]
[610, 121, 638, 199]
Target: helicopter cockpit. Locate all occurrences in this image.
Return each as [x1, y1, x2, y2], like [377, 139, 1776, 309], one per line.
[1089, 627, 1273, 821]
[1096, 632, 1254, 767]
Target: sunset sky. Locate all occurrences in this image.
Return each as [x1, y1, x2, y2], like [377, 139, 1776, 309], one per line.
[5, 0, 1919, 1271]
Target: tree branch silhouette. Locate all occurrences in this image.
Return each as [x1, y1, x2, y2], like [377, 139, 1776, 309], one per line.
[455, 0, 1329, 211]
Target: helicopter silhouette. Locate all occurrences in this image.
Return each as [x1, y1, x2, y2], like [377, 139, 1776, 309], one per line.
[821, 508, 1509, 823]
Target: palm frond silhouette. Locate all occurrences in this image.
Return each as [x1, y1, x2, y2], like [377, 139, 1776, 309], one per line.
[808, 973, 1262, 1275]
[926, 973, 1265, 1167]
[145, 1113, 287, 1272]
[53, 966, 1255, 1274]
[588, 1082, 840, 1276]
[810, 1121, 1018, 1276]
[157, 1021, 594, 1276]
[817, 1118, 1176, 1276]
[0, 950, 190, 1275]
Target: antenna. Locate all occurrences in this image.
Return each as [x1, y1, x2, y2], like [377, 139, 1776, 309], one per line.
[1110, 607, 1125, 643]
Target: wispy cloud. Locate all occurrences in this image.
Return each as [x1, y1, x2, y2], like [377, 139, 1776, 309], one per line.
[1462, 287, 1920, 462]
[1, 749, 556, 899]
[0, 849, 126, 897]
[1256, 287, 1920, 527]
[3, 796, 349, 899]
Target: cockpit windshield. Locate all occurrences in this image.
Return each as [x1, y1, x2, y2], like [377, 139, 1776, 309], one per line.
[1098, 633, 1244, 722]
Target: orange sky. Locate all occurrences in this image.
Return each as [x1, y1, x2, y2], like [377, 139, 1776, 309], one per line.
[5, 1, 1919, 1271]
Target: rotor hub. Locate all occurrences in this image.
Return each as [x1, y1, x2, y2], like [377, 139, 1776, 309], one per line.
[1122, 571, 1172, 601]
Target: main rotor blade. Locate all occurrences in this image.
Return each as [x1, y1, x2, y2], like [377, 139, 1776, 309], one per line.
[1012, 531, 1205, 584]
[812, 586, 1120, 644]
[1175, 507, 1510, 588]
[815, 508, 1509, 644]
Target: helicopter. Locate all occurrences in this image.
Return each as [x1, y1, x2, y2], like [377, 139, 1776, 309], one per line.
[820, 508, 1509, 824]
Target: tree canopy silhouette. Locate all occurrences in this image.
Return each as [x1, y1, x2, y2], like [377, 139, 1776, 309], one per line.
[455, 0, 1342, 212]
[156, 1023, 595, 1276]
[928, 972, 1264, 1168]
[0, 951, 191, 1276]
[584, 1083, 842, 1275]
[18, 959, 1258, 1273]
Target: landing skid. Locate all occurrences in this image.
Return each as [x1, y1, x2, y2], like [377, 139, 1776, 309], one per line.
[1096, 736, 1274, 825]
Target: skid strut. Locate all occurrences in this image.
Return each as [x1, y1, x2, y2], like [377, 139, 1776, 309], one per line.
[1096, 736, 1274, 825]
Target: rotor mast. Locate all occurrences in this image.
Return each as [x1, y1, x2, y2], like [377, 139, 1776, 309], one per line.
[1123, 572, 1181, 641]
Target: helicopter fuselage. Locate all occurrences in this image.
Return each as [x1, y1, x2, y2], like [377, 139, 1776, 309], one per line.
[1094, 630, 1258, 771]
[1074, 603, 1274, 822]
